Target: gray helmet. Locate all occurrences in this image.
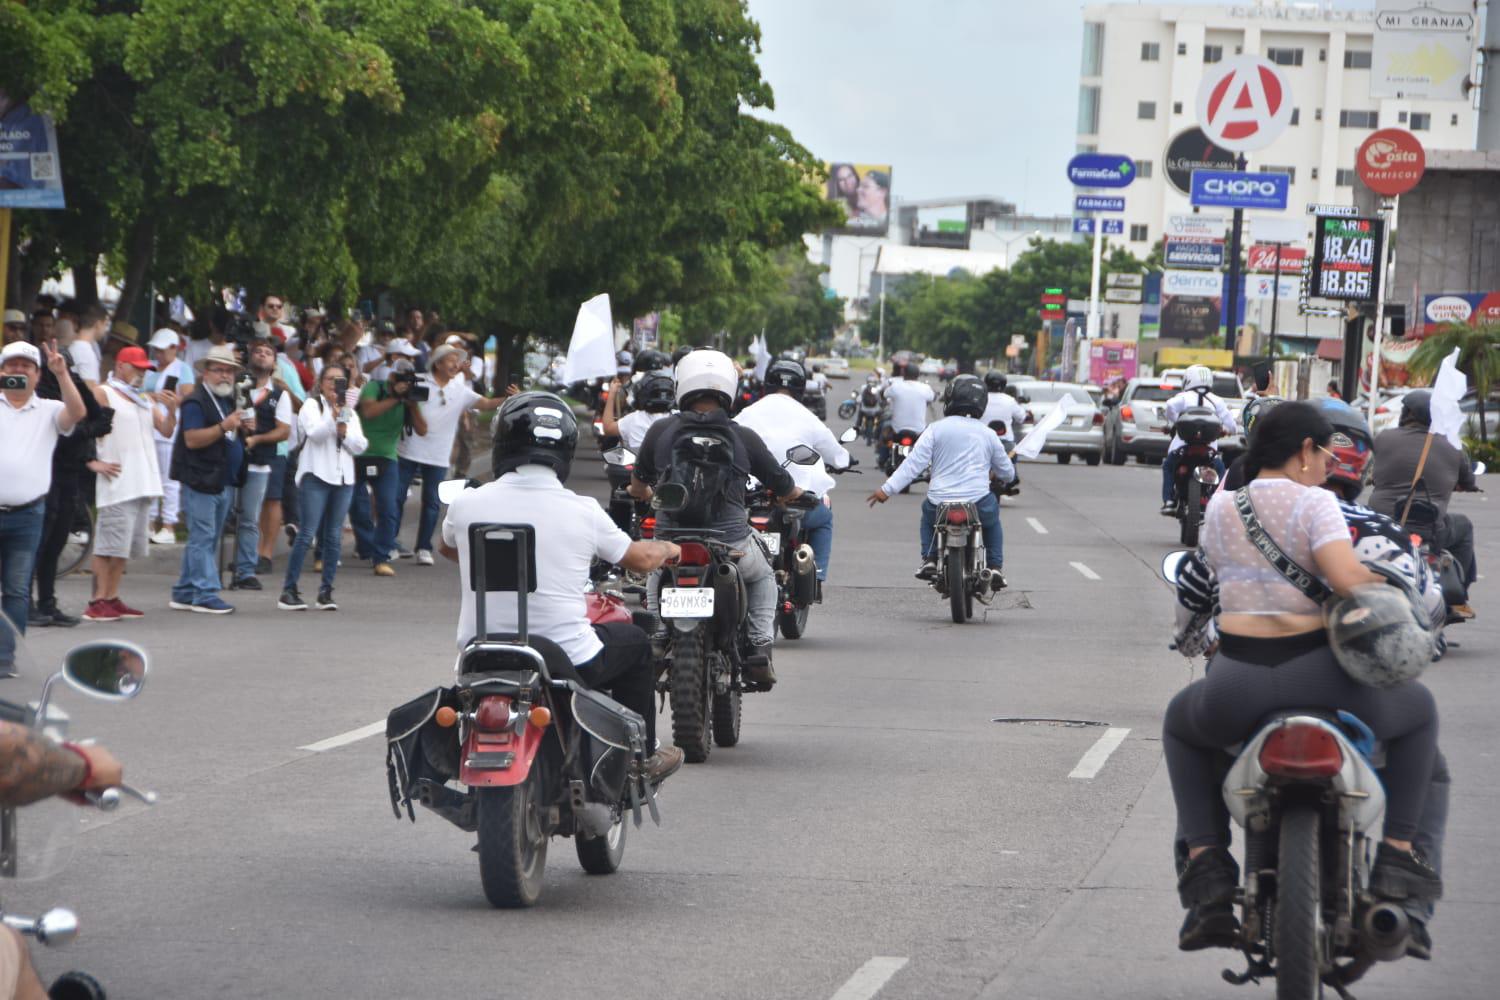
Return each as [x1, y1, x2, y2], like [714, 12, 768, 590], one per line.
[1325, 562, 1436, 689]
[1398, 390, 1432, 429]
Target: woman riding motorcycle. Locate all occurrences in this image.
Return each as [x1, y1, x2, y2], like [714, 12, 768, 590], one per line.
[1161, 401, 1442, 952]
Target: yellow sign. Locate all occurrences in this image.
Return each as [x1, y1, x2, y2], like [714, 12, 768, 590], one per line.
[824, 162, 892, 235]
[1156, 347, 1233, 368]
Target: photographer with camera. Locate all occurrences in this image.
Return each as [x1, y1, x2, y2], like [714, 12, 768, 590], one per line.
[224, 339, 293, 592]
[353, 343, 427, 576]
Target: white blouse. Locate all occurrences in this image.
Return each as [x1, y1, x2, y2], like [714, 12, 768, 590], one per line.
[295, 397, 367, 486]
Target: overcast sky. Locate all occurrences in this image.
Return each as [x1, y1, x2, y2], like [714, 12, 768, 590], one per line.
[745, 0, 1371, 215]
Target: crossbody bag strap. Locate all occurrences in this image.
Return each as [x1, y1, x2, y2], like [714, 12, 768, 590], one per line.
[1232, 487, 1333, 605]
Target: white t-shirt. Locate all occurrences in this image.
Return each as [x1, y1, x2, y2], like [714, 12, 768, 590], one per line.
[441, 467, 632, 663]
[617, 410, 666, 452]
[735, 392, 850, 495]
[981, 392, 1026, 439]
[0, 395, 72, 504]
[144, 359, 196, 444]
[357, 342, 391, 382]
[396, 376, 480, 468]
[68, 340, 101, 384]
[886, 379, 935, 433]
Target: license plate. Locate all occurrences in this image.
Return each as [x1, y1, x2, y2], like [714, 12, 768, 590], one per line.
[1070, 416, 1088, 427]
[758, 531, 781, 556]
[660, 587, 715, 618]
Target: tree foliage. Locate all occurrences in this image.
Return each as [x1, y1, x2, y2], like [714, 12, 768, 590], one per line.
[1407, 322, 1500, 443]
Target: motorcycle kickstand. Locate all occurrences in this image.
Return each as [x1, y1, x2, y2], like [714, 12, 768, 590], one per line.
[1220, 950, 1273, 988]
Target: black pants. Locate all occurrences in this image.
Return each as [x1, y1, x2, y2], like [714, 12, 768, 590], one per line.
[32, 465, 80, 609]
[281, 447, 301, 530]
[1440, 513, 1476, 593]
[576, 622, 657, 749]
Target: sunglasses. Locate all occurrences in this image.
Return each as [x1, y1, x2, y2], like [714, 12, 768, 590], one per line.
[266, 301, 284, 310]
[1317, 445, 1338, 462]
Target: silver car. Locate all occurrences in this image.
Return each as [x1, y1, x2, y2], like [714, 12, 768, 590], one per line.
[1102, 377, 1181, 464]
[1015, 382, 1104, 465]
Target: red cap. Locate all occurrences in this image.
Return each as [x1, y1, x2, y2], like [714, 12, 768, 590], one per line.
[116, 346, 156, 370]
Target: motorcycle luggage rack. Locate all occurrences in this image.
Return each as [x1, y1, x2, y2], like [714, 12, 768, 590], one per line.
[465, 523, 549, 679]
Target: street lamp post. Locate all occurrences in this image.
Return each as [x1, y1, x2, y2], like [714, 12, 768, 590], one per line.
[999, 228, 1043, 269]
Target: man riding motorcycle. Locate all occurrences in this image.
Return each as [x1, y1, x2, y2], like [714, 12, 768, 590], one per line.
[1366, 389, 1479, 617]
[603, 370, 674, 452]
[980, 370, 1025, 446]
[866, 378, 1015, 586]
[735, 359, 852, 582]
[1160, 365, 1237, 515]
[878, 357, 935, 469]
[437, 391, 685, 782]
[628, 350, 802, 688]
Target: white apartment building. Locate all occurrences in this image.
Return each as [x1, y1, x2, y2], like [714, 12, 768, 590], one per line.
[1076, 2, 1478, 252]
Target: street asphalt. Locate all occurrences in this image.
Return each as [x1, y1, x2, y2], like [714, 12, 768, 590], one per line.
[3, 419, 1496, 999]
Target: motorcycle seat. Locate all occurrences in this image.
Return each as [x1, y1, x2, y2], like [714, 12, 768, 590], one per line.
[460, 634, 582, 684]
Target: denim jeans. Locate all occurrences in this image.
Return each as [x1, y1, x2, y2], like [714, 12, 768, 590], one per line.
[173, 487, 232, 605]
[396, 458, 443, 553]
[232, 468, 270, 580]
[800, 500, 834, 581]
[0, 499, 47, 637]
[920, 493, 1003, 569]
[351, 457, 400, 563]
[284, 476, 354, 593]
[1162, 450, 1227, 504]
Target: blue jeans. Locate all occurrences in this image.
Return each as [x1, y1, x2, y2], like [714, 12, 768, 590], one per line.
[284, 476, 354, 593]
[173, 487, 233, 605]
[351, 457, 400, 563]
[801, 500, 834, 581]
[0, 499, 47, 638]
[920, 493, 1003, 569]
[396, 458, 443, 553]
[1162, 451, 1227, 504]
[232, 469, 270, 580]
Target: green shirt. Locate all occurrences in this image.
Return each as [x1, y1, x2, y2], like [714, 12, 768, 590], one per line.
[359, 380, 405, 460]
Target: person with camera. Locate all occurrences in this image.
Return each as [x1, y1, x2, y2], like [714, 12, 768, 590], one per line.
[224, 339, 293, 592]
[277, 364, 367, 611]
[353, 346, 427, 576]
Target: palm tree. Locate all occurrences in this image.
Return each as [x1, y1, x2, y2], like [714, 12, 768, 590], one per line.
[1406, 322, 1500, 443]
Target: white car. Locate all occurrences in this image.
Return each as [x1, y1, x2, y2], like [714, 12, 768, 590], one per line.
[810, 357, 851, 379]
[918, 357, 943, 376]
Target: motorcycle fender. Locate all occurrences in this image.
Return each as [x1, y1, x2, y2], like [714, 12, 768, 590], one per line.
[946, 529, 969, 548]
[461, 721, 544, 788]
[670, 618, 707, 634]
[1222, 716, 1387, 833]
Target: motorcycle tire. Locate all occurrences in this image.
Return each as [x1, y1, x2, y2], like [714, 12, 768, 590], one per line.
[711, 677, 742, 748]
[476, 774, 548, 908]
[1274, 805, 1324, 1000]
[778, 603, 810, 640]
[1180, 480, 1201, 547]
[948, 552, 968, 624]
[838, 400, 857, 420]
[669, 629, 713, 763]
[48, 972, 106, 1000]
[575, 813, 627, 875]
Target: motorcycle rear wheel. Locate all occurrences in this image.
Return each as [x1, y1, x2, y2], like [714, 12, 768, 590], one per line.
[712, 670, 742, 748]
[1179, 479, 1202, 547]
[576, 813, 627, 875]
[670, 629, 712, 763]
[778, 603, 810, 640]
[948, 552, 968, 624]
[1274, 805, 1324, 1000]
[476, 774, 548, 908]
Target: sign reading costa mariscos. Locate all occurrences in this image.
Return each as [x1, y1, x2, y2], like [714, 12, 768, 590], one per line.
[1356, 128, 1425, 196]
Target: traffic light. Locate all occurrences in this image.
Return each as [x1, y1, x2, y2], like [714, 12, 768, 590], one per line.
[1040, 287, 1066, 322]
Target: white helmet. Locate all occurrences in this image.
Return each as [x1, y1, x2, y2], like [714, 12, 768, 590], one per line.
[675, 349, 737, 410]
[1182, 365, 1213, 392]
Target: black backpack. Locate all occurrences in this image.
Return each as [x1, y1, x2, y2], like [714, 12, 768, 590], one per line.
[661, 423, 740, 527]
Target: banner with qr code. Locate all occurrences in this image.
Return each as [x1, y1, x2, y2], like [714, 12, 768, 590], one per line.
[0, 97, 66, 209]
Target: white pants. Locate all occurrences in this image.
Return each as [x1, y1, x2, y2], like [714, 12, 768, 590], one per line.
[152, 439, 181, 526]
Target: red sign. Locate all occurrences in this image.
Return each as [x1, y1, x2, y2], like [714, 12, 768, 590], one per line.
[1040, 293, 1067, 306]
[1040, 308, 1065, 321]
[1246, 243, 1307, 273]
[1356, 128, 1425, 197]
[1195, 56, 1294, 153]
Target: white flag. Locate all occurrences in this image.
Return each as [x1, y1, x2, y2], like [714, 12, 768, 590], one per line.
[1012, 394, 1081, 460]
[1428, 347, 1468, 450]
[751, 333, 772, 381]
[561, 293, 617, 385]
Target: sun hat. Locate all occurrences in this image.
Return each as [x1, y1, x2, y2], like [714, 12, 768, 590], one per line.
[193, 344, 244, 372]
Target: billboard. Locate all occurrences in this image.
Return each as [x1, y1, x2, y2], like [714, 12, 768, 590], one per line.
[825, 162, 892, 235]
[1164, 128, 1236, 196]
[1161, 270, 1222, 341]
[0, 95, 66, 209]
[1164, 239, 1225, 269]
[1310, 216, 1384, 302]
[1372, 2, 1476, 101]
[1422, 292, 1500, 330]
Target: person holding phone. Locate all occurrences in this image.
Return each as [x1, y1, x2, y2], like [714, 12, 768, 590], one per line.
[144, 328, 194, 544]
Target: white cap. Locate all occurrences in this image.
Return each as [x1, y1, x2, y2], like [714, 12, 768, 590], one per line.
[148, 328, 180, 350]
[2, 309, 27, 326]
[444, 335, 467, 347]
[0, 342, 42, 367]
[388, 339, 420, 358]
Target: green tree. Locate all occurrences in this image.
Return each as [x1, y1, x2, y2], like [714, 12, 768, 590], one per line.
[1406, 322, 1500, 443]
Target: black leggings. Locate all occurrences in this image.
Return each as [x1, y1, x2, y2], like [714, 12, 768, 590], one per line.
[576, 622, 657, 749]
[33, 466, 80, 608]
[1163, 632, 1438, 847]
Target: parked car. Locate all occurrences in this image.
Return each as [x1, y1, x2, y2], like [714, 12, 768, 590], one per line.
[1015, 381, 1104, 465]
[815, 357, 851, 379]
[1366, 389, 1500, 440]
[918, 356, 944, 377]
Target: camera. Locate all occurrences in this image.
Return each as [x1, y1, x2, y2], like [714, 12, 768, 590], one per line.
[226, 315, 258, 345]
[389, 370, 428, 402]
[0, 374, 28, 391]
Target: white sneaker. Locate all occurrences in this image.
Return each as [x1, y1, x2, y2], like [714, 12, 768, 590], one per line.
[416, 549, 434, 566]
[150, 527, 178, 545]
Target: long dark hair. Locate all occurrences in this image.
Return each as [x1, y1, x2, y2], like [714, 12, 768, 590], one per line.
[1244, 400, 1333, 481]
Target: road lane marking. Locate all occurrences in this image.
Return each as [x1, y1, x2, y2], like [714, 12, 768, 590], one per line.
[1026, 517, 1048, 535]
[1068, 727, 1130, 779]
[299, 721, 384, 753]
[830, 957, 909, 1000]
[1069, 561, 1101, 580]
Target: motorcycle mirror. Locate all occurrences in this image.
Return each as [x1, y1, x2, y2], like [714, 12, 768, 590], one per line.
[1160, 550, 1190, 585]
[838, 427, 858, 444]
[785, 444, 820, 466]
[437, 479, 468, 505]
[652, 483, 688, 512]
[61, 641, 148, 701]
[603, 446, 636, 467]
[1474, 461, 1487, 477]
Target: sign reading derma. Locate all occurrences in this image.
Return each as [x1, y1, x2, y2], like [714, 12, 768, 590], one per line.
[1190, 170, 1290, 210]
[1066, 154, 1135, 188]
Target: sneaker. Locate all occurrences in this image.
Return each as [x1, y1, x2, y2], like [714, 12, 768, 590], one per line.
[28, 605, 53, 627]
[1160, 501, 1177, 516]
[35, 603, 79, 628]
[81, 600, 122, 623]
[256, 556, 273, 575]
[149, 527, 178, 545]
[108, 598, 145, 619]
[191, 597, 235, 615]
[315, 588, 338, 611]
[277, 588, 308, 611]
[394, 545, 414, 560]
[168, 600, 196, 612]
[645, 746, 685, 783]
[914, 559, 938, 581]
[743, 640, 776, 689]
[416, 549, 434, 566]
[228, 577, 263, 591]
[987, 566, 1008, 590]
[1176, 846, 1241, 951]
[373, 562, 396, 577]
[1370, 843, 1443, 902]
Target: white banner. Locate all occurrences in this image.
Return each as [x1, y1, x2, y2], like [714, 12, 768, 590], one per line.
[751, 333, 772, 381]
[1372, 2, 1475, 101]
[1429, 347, 1468, 449]
[561, 293, 617, 385]
[1012, 394, 1082, 460]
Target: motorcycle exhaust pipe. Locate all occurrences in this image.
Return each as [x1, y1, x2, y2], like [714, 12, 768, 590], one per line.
[712, 562, 742, 644]
[1359, 901, 1411, 962]
[790, 545, 818, 606]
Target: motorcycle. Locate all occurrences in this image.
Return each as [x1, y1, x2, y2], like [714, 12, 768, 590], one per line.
[385, 492, 664, 909]
[1395, 464, 1485, 626]
[1168, 407, 1225, 547]
[836, 390, 859, 423]
[651, 445, 822, 762]
[803, 385, 827, 421]
[927, 500, 999, 624]
[0, 613, 156, 1000]
[601, 447, 651, 599]
[880, 428, 927, 493]
[1159, 550, 1427, 1000]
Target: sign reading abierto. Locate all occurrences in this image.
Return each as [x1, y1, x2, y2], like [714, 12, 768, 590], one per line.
[1195, 55, 1294, 152]
[1311, 216, 1385, 302]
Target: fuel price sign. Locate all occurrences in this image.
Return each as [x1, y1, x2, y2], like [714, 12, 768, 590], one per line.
[1310, 215, 1384, 302]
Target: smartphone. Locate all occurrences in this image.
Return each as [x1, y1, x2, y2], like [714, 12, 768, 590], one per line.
[163, 375, 179, 393]
[333, 376, 349, 397]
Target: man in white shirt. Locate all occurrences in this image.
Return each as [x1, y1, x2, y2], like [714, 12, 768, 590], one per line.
[1159, 365, 1237, 514]
[65, 304, 108, 388]
[980, 371, 1026, 444]
[394, 344, 507, 564]
[0, 341, 85, 645]
[735, 360, 852, 581]
[879, 360, 935, 468]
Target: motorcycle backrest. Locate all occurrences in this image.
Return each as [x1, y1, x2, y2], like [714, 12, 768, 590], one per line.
[468, 523, 538, 646]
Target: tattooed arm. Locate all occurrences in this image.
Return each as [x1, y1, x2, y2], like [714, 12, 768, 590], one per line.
[0, 722, 122, 806]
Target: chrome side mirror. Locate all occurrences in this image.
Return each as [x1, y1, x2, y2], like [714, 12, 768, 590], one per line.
[62, 642, 147, 700]
[838, 426, 858, 444]
[1160, 550, 1190, 585]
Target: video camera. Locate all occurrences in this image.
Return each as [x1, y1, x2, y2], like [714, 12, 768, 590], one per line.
[389, 369, 429, 402]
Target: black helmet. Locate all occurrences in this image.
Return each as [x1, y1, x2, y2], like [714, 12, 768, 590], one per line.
[633, 349, 670, 374]
[1241, 395, 1284, 440]
[637, 371, 675, 413]
[944, 376, 987, 418]
[763, 358, 808, 394]
[983, 370, 1008, 392]
[490, 392, 579, 484]
[670, 344, 693, 369]
[1399, 390, 1432, 429]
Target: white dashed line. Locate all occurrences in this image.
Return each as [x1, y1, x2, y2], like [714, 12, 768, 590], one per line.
[1026, 517, 1048, 535]
[1069, 728, 1131, 779]
[1069, 561, 1101, 581]
[298, 721, 385, 752]
[830, 957, 909, 1000]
